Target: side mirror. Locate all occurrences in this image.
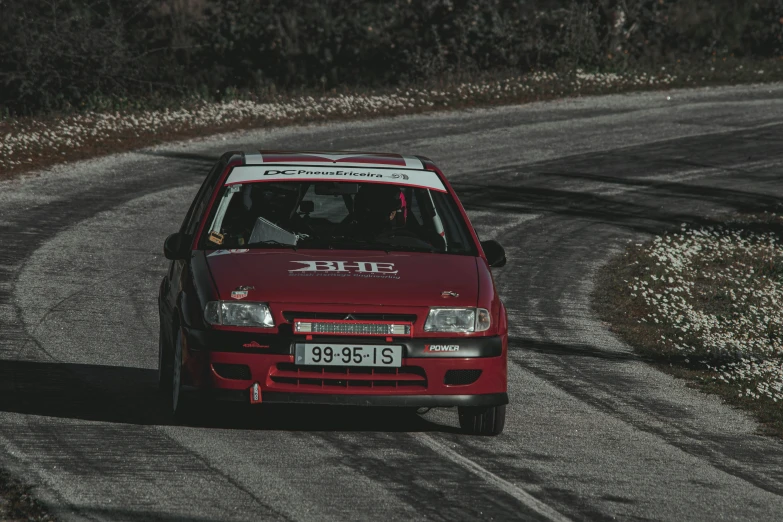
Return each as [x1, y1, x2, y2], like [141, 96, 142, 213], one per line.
[481, 240, 506, 268]
[164, 233, 192, 261]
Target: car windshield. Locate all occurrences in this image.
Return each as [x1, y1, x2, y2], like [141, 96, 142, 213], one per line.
[198, 181, 477, 255]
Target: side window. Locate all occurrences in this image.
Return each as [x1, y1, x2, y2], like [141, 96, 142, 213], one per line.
[182, 161, 223, 236]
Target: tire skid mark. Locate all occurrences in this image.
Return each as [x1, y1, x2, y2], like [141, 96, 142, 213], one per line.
[509, 351, 783, 498]
[0, 158, 290, 520]
[1, 86, 783, 520]
[414, 433, 571, 522]
[6, 167, 552, 521]
[491, 137, 783, 499]
[311, 430, 544, 521]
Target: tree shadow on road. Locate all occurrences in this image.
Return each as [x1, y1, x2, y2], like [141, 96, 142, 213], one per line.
[0, 359, 461, 433]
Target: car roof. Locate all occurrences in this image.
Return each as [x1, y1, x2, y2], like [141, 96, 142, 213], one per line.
[243, 150, 427, 170]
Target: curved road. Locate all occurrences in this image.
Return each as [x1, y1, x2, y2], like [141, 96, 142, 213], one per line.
[1, 84, 783, 521]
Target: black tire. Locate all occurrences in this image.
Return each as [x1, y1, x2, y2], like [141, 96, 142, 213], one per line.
[458, 404, 506, 436]
[158, 322, 173, 392]
[170, 329, 198, 422]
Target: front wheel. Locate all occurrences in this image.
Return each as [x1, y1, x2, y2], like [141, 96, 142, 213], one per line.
[458, 404, 506, 436]
[158, 323, 173, 392]
[170, 330, 197, 421]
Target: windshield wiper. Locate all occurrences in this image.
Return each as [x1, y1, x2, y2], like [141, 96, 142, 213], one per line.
[314, 236, 438, 254]
[308, 236, 390, 253]
[245, 239, 297, 251]
[384, 244, 438, 253]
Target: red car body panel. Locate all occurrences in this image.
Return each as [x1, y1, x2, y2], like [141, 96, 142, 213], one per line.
[205, 250, 480, 309]
[162, 150, 508, 408]
[252, 151, 412, 166]
[201, 352, 507, 396]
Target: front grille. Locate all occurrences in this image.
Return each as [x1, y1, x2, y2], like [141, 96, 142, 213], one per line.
[270, 363, 427, 389]
[444, 369, 482, 386]
[283, 311, 417, 323]
[212, 363, 252, 380]
[294, 319, 411, 337]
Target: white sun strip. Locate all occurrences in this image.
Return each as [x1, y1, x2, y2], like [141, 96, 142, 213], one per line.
[414, 434, 572, 522]
[225, 165, 447, 192]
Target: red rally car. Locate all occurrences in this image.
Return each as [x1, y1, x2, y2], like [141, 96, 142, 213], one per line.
[159, 151, 509, 435]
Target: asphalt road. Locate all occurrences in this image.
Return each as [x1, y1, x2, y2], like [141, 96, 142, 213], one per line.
[1, 84, 783, 521]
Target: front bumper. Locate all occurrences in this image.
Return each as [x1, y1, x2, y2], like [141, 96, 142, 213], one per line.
[207, 390, 509, 408]
[181, 328, 508, 407]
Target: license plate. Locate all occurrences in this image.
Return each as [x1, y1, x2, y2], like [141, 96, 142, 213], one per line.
[295, 343, 403, 367]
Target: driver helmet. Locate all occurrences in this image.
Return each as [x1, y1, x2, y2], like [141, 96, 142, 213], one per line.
[243, 183, 299, 223]
[354, 184, 407, 228]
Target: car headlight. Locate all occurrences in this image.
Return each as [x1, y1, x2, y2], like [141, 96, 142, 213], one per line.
[424, 308, 491, 333]
[204, 301, 274, 328]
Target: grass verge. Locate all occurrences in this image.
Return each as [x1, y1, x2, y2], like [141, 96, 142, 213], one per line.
[3, 58, 783, 180]
[0, 469, 56, 521]
[595, 212, 783, 438]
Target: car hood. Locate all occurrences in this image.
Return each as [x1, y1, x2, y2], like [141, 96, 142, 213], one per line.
[205, 249, 478, 307]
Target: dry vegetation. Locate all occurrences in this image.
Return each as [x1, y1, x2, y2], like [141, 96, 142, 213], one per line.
[4, 60, 783, 179]
[2, 0, 782, 116]
[596, 213, 783, 437]
[0, 470, 56, 522]
[3, 0, 782, 178]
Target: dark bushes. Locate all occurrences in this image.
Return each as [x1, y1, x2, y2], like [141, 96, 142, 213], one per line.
[1, 0, 781, 115]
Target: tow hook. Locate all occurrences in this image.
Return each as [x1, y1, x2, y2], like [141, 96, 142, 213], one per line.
[249, 382, 262, 404]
